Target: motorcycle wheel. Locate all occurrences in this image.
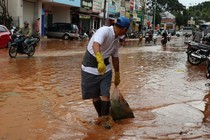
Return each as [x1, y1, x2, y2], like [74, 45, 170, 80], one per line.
[9, 45, 17, 58]
[27, 46, 35, 57]
[187, 52, 202, 65]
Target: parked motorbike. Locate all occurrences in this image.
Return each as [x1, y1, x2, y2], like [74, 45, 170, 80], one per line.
[126, 32, 140, 39]
[79, 32, 89, 40]
[185, 41, 210, 65]
[89, 29, 96, 39]
[9, 34, 39, 58]
[10, 26, 19, 42]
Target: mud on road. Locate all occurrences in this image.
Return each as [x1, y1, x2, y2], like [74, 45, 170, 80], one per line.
[0, 37, 210, 139]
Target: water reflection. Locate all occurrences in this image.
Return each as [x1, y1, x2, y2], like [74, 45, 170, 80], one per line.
[37, 39, 87, 52]
[1, 38, 210, 139]
[203, 90, 210, 126]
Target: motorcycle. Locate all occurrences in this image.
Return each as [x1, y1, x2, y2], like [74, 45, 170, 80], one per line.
[161, 36, 167, 47]
[10, 26, 19, 42]
[138, 33, 143, 42]
[167, 33, 171, 41]
[79, 32, 89, 40]
[126, 32, 140, 38]
[185, 41, 210, 65]
[9, 34, 39, 58]
[145, 33, 151, 43]
[152, 33, 157, 44]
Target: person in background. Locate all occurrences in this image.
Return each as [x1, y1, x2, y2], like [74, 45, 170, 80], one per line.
[81, 16, 130, 129]
[193, 29, 203, 43]
[205, 32, 210, 45]
[73, 24, 79, 39]
[34, 18, 40, 33]
[89, 26, 96, 39]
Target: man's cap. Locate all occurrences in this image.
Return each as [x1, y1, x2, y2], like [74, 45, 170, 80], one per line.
[24, 21, 29, 25]
[116, 16, 130, 28]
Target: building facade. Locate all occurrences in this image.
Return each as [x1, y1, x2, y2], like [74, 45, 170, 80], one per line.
[8, 0, 42, 31]
[160, 11, 176, 30]
[6, 0, 146, 36]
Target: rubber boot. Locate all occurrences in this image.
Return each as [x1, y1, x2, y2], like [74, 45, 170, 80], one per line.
[93, 100, 101, 117]
[101, 101, 112, 129]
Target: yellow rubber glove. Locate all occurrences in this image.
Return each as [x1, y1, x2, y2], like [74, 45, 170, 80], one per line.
[115, 72, 120, 86]
[95, 52, 106, 75]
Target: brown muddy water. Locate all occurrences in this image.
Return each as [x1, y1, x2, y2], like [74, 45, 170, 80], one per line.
[0, 38, 210, 140]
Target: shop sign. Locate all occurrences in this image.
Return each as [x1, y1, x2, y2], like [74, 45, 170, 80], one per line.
[120, 7, 125, 16]
[136, 10, 144, 23]
[121, 0, 125, 7]
[92, 0, 102, 13]
[130, 0, 134, 11]
[161, 18, 176, 23]
[133, 11, 137, 18]
[53, 0, 80, 7]
[108, 4, 116, 14]
[81, 0, 92, 11]
[79, 14, 91, 19]
[125, 1, 130, 11]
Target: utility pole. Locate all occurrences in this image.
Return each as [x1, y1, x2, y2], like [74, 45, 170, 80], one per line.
[153, 0, 157, 30]
[103, 0, 107, 25]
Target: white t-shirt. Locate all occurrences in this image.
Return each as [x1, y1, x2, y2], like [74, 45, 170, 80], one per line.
[82, 26, 120, 75]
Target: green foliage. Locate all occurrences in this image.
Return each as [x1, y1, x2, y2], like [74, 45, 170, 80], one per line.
[154, 0, 210, 26]
[187, 1, 210, 24]
[0, 15, 13, 28]
[0, 0, 13, 28]
[154, 0, 186, 26]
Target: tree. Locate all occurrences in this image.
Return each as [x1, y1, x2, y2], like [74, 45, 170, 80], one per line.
[175, 12, 184, 29]
[0, 0, 13, 28]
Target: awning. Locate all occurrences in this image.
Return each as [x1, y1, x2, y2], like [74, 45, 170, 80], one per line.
[91, 14, 100, 18]
[79, 14, 90, 19]
[108, 17, 116, 21]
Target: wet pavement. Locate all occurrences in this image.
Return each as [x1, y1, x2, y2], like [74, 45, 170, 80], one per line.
[1, 36, 210, 139]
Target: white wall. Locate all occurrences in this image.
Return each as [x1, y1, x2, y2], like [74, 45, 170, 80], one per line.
[8, 0, 42, 28]
[53, 6, 71, 23]
[8, 0, 23, 27]
[23, 1, 35, 27]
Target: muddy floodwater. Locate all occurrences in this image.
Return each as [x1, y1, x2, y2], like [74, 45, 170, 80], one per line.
[1, 37, 210, 139]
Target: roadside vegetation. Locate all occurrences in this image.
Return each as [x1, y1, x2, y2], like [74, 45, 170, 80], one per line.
[152, 0, 210, 28]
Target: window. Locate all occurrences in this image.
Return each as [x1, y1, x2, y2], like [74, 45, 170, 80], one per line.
[183, 27, 193, 31]
[0, 26, 7, 32]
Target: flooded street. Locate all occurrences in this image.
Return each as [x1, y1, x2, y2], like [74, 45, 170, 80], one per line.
[1, 37, 210, 139]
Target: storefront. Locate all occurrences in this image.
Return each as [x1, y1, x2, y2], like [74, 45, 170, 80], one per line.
[8, 0, 42, 28]
[42, 0, 81, 35]
[92, 0, 102, 29]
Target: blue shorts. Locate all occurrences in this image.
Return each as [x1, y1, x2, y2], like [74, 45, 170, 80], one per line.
[81, 70, 112, 100]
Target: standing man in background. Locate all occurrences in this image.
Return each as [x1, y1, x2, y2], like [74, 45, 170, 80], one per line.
[193, 29, 203, 43]
[34, 18, 40, 33]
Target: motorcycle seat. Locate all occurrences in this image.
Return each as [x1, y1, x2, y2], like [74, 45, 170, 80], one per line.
[193, 44, 210, 54]
[198, 43, 210, 49]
